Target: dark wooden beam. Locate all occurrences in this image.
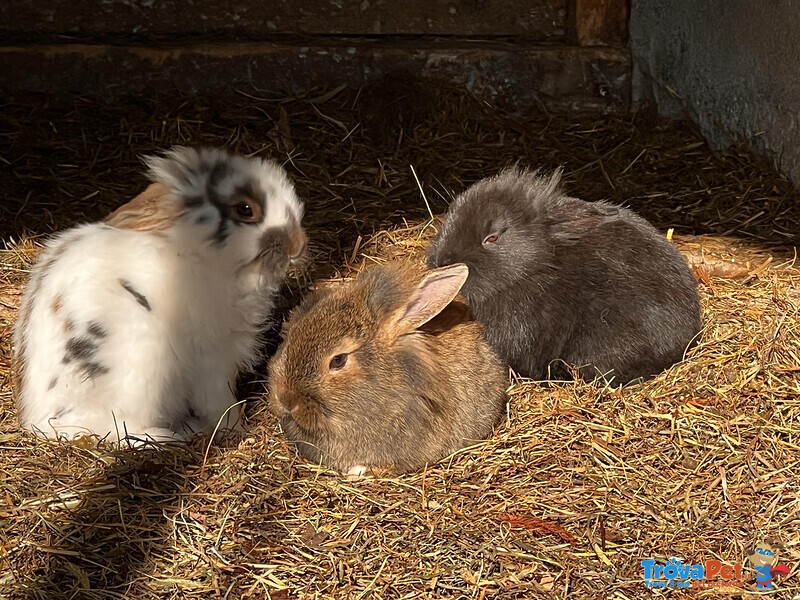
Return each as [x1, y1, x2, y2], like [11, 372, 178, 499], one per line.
[1, 0, 567, 40]
[0, 41, 630, 113]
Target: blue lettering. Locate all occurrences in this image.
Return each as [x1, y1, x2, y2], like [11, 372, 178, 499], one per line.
[663, 561, 679, 580]
[642, 558, 708, 589]
[670, 558, 691, 580]
[641, 559, 656, 581]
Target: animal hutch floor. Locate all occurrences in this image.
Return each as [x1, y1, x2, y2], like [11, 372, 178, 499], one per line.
[0, 84, 799, 599]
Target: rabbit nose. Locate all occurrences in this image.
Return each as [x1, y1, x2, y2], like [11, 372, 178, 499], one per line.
[278, 389, 304, 413]
[258, 227, 291, 262]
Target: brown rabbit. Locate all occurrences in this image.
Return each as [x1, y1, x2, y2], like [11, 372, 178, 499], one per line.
[267, 261, 508, 474]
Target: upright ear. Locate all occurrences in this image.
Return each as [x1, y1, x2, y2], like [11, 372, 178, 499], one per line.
[105, 182, 184, 231]
[393, 264, 469, 336]
[419, 297, 473, 334]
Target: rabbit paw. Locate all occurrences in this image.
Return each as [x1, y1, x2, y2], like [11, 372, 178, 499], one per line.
[346, 465, 368, 477]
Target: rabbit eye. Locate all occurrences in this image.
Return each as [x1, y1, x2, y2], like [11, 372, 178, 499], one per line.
[234, 202, 255, 221]
[329, 353, 348, 370]
[482, 233, 500, 246]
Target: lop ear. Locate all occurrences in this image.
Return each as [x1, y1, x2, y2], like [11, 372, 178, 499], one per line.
[392, 264, 469, 336]
[549, 201, 620, 243]
[105, 182, 184, 231]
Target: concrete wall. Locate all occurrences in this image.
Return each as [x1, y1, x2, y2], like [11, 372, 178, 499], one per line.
[630, 1, 800, 185]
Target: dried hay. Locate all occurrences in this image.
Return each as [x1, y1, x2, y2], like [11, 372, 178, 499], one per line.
[1, 84, 799, 599]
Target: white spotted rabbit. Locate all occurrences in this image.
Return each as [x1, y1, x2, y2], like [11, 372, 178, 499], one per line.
[13, 146, 306, 442]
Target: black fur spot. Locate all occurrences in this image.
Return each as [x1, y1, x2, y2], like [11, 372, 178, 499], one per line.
[185, 195, 205, 207]
[66, 337, 98, 361]
[87, 321, 108, 339]
[63, 336, 109, 380]
[206, 160, 233, 207]
[202, 163, 263, 243]
[119, 279, 152, 311]
[208, 160, 233, 189]
[212, 218, 231, 244]
[48, 376, 58, 391]
[195, 214, 210, 225]
[81, 362, 110, 379]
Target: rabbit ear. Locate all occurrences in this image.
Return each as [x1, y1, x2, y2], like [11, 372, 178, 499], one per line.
[419, 297, 472, 333]
[393, 264, 469, 335]
[105, 183, 184, 231]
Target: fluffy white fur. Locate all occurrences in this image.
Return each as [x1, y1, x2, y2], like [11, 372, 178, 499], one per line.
[13, 147, 305, 443]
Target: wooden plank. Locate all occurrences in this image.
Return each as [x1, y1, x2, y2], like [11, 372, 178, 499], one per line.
[573, 0, 628, 46]
[1, 0, 567, 40]
[0, 41, 630, 113]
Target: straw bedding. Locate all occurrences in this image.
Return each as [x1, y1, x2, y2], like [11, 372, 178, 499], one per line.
[0, 83, 799, 599]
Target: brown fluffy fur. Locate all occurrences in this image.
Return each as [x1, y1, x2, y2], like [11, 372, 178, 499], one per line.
[267, 261, 508, 474]
[105, 183, 185, 231]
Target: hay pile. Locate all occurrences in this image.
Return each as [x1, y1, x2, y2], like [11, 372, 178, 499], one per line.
[1, 83, 799, 599]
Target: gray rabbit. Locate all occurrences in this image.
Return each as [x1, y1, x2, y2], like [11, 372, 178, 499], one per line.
[427, 167, 702, 384]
